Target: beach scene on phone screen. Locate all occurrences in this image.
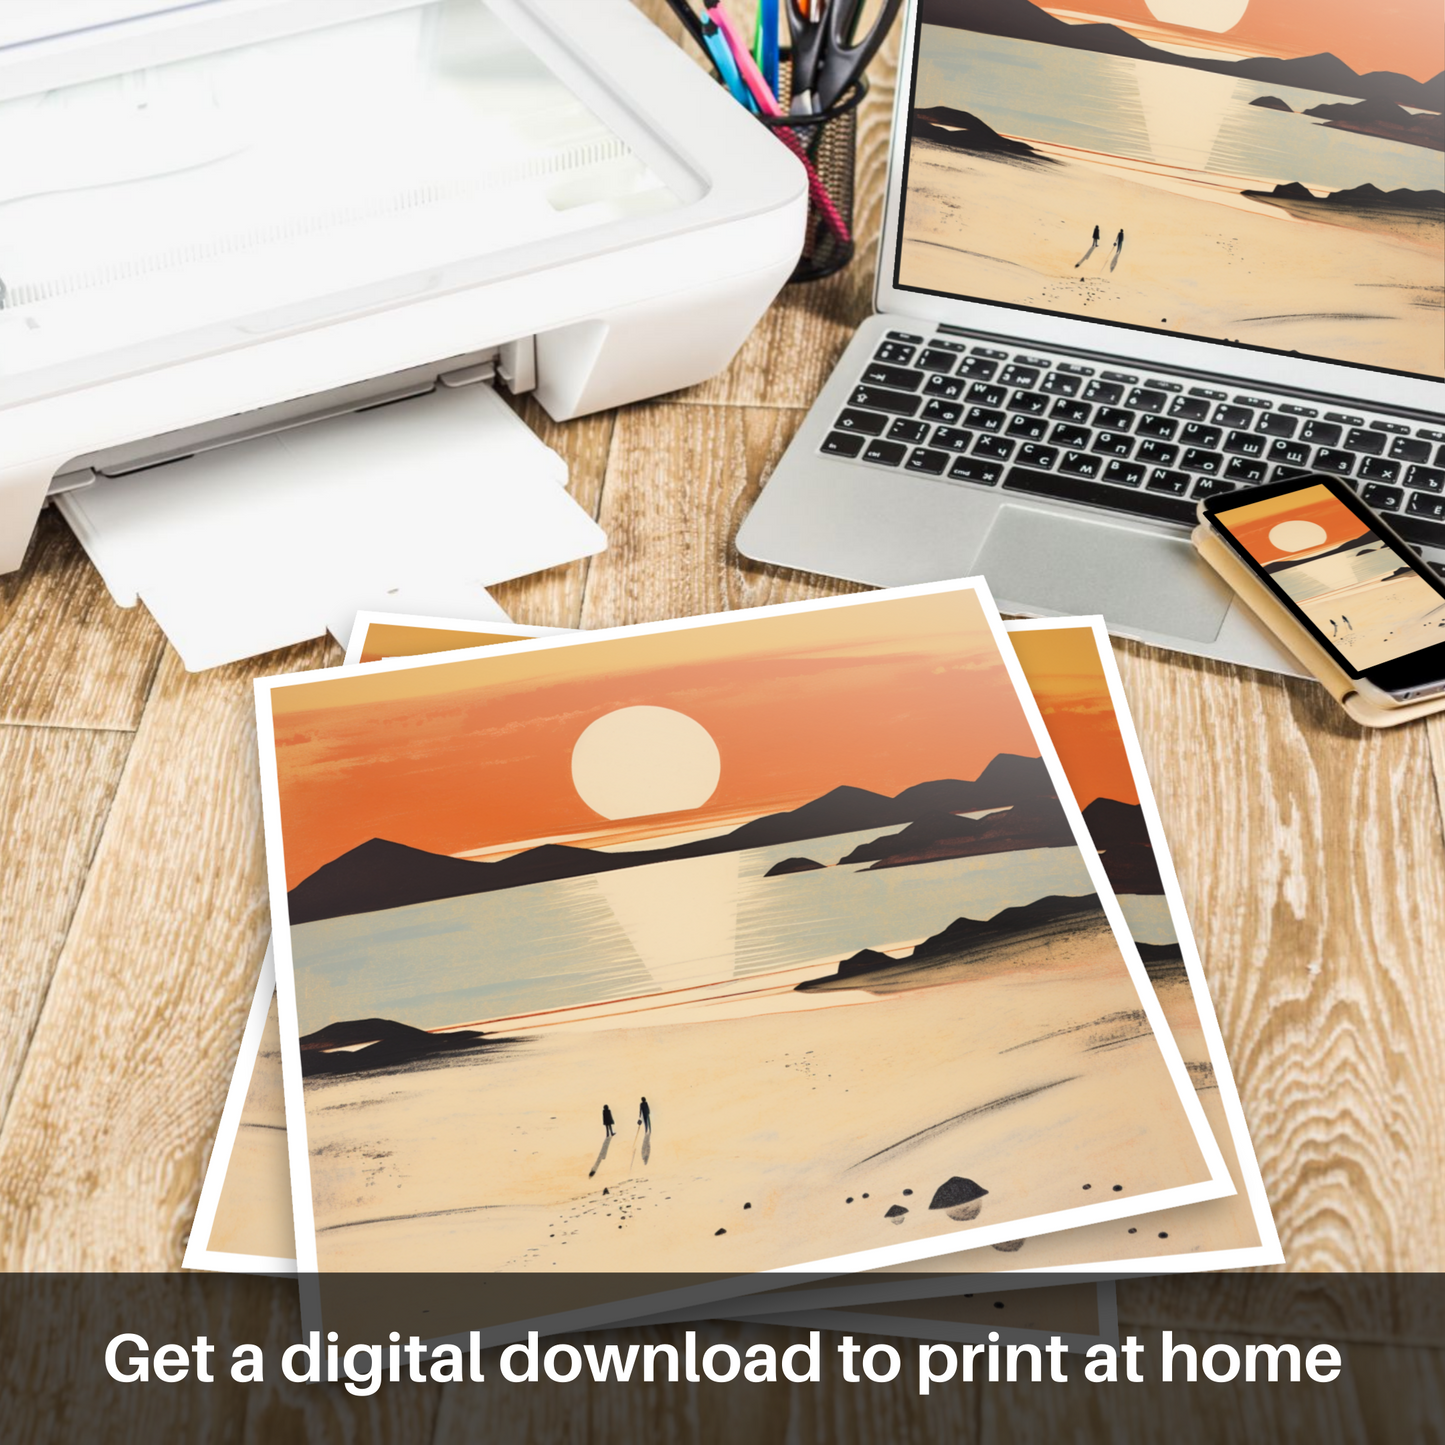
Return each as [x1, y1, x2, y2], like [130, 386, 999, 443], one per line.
[1216, 484, 1445, 669]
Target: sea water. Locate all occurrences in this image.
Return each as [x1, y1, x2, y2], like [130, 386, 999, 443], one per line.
[289, 827, 1131, 1034]
[915, 27, 1441, 196]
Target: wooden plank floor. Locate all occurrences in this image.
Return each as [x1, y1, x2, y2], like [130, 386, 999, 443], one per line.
[1, 4, 1441, 1438]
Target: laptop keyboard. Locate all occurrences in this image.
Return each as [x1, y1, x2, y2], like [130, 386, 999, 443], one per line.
[821, 330, 1445, 566]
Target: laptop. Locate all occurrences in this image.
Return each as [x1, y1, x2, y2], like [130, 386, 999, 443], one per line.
[738, 0, 1445, 673]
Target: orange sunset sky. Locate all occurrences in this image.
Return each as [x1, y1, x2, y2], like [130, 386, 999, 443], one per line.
[1010, 625, 1139, 813]
[269, 591, 1045, 891]
[1214, 483, 1373, 564]
[1045, 2, 1443, 85]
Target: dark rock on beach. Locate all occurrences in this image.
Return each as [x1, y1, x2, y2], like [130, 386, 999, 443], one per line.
[885, 1204, 910, 1220]
[765, 857, 827, 877]
[1138, 941, 1188, 986]
[1249, 95, 1292, 112]
[929, 1177, 988, 1210]
[834, 948, 906, 981]
[798, 894, 1108, 993]
[1302, 97, 1443, 152]
[911, 106, 1045, 160]
[299, 1017, 505, 1078]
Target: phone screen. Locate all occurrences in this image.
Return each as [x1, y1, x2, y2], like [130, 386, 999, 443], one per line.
[1208, 480, 1445, 681]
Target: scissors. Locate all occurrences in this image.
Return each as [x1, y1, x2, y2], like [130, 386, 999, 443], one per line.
[786, 0, 903, 113]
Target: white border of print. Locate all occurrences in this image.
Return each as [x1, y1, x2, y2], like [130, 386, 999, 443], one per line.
[999, 616, 1282, 1275]
[184, 618, 568, 1278]
[181, 943, 297, 1277]
[253, 579, 1232, 1325]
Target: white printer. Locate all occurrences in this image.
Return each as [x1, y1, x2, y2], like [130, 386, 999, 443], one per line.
[0, 0, 806, 661]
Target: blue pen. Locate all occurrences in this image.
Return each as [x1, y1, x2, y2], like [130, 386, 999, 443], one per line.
[700, 14, 755, 111]
[759, 0, 780, 99]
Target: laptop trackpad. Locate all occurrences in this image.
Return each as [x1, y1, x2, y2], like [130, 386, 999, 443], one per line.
[976, 505, 1233, 643]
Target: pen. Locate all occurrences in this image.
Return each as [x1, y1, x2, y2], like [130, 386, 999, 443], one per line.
[661, 0, 707, 51]
[704, 17, 755, 109]
[705, 4, 852, 246]
[755, 0, 780, 99]
[707, 2, 776, 111]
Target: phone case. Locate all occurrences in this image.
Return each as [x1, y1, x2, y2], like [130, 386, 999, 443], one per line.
[1192, 523, 1445, 729]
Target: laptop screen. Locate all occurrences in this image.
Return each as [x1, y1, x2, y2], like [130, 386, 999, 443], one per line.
[894, 1, 1444, 381]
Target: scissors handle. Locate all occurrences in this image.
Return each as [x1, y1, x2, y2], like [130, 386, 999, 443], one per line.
[812, 0, 903, 111]
[784, 0, 829, 108]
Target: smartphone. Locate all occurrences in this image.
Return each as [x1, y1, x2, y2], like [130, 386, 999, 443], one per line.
[1200, 474, 1445, 706]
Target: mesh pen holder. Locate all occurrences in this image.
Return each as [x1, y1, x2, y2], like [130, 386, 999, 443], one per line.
[759, 70, 867, 284]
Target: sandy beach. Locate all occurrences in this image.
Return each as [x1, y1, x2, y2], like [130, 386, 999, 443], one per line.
[874, 960, 1265, 1272]
[302, 919, 1215, 1274]
[210, 998, 296, 1259]
[1293, 571, 1445, 671]
[900, 139, 1443, 376]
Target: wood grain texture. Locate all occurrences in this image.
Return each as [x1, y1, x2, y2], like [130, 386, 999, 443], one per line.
[982, 1324, 1376, 1445]
[0, 14, 1440, 1445]
[1424, 713, 1445, 849]
[1108, 639, 1445, 1271]
[1115, 1274, 1445, 1347]
[0, 641, 332, 1269]
[0, 510, 164, 730]
[0, 725, 133, 1126]
[580, 403, 866, 631]
[429, 1322, 980, 1445]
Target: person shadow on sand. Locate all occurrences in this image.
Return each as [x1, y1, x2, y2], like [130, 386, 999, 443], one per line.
[588, 1133, 611, 1178]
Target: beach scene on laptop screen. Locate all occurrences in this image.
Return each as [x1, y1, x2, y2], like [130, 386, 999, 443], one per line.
[1215, 483, 1445, 668]
[264, 588, 1221, 1273]
[900, 1, 1443, 378]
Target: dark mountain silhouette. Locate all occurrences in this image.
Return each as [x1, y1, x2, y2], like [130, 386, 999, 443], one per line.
[798, 893, 1106, 991]
[1303, 97, 1443, 150]
[919, 0, 1445, 109]
[909, 893, 1103, 961]
[839, 793, 1075, 870]
[1097, 843, 1164, 894]
[1247, 180, 1445, 212]
[1255, 181, 1320, 202]
[288, 755, 1057, 924]
[1249, 96, 1293, 112]
[1080, 797, 1163, 894]
[1137, 942, 1183, 965]
[895, 752, 1055, 813]
[1081, 797, 1149, 849]
[299, 1017, 515, 1077]
[911, 106, 1045, 159]
[1262, 531, 1376, 573]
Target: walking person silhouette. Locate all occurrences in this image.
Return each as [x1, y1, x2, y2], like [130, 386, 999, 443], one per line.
[602, 1103, 615, 1138]
[1074, 224, 1101, 268]
[638, 1096, 651, 1133]
[1109, 228, 1125, 272]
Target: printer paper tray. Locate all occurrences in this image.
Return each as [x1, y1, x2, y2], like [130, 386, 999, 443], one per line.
[57, 384, 605, 671]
